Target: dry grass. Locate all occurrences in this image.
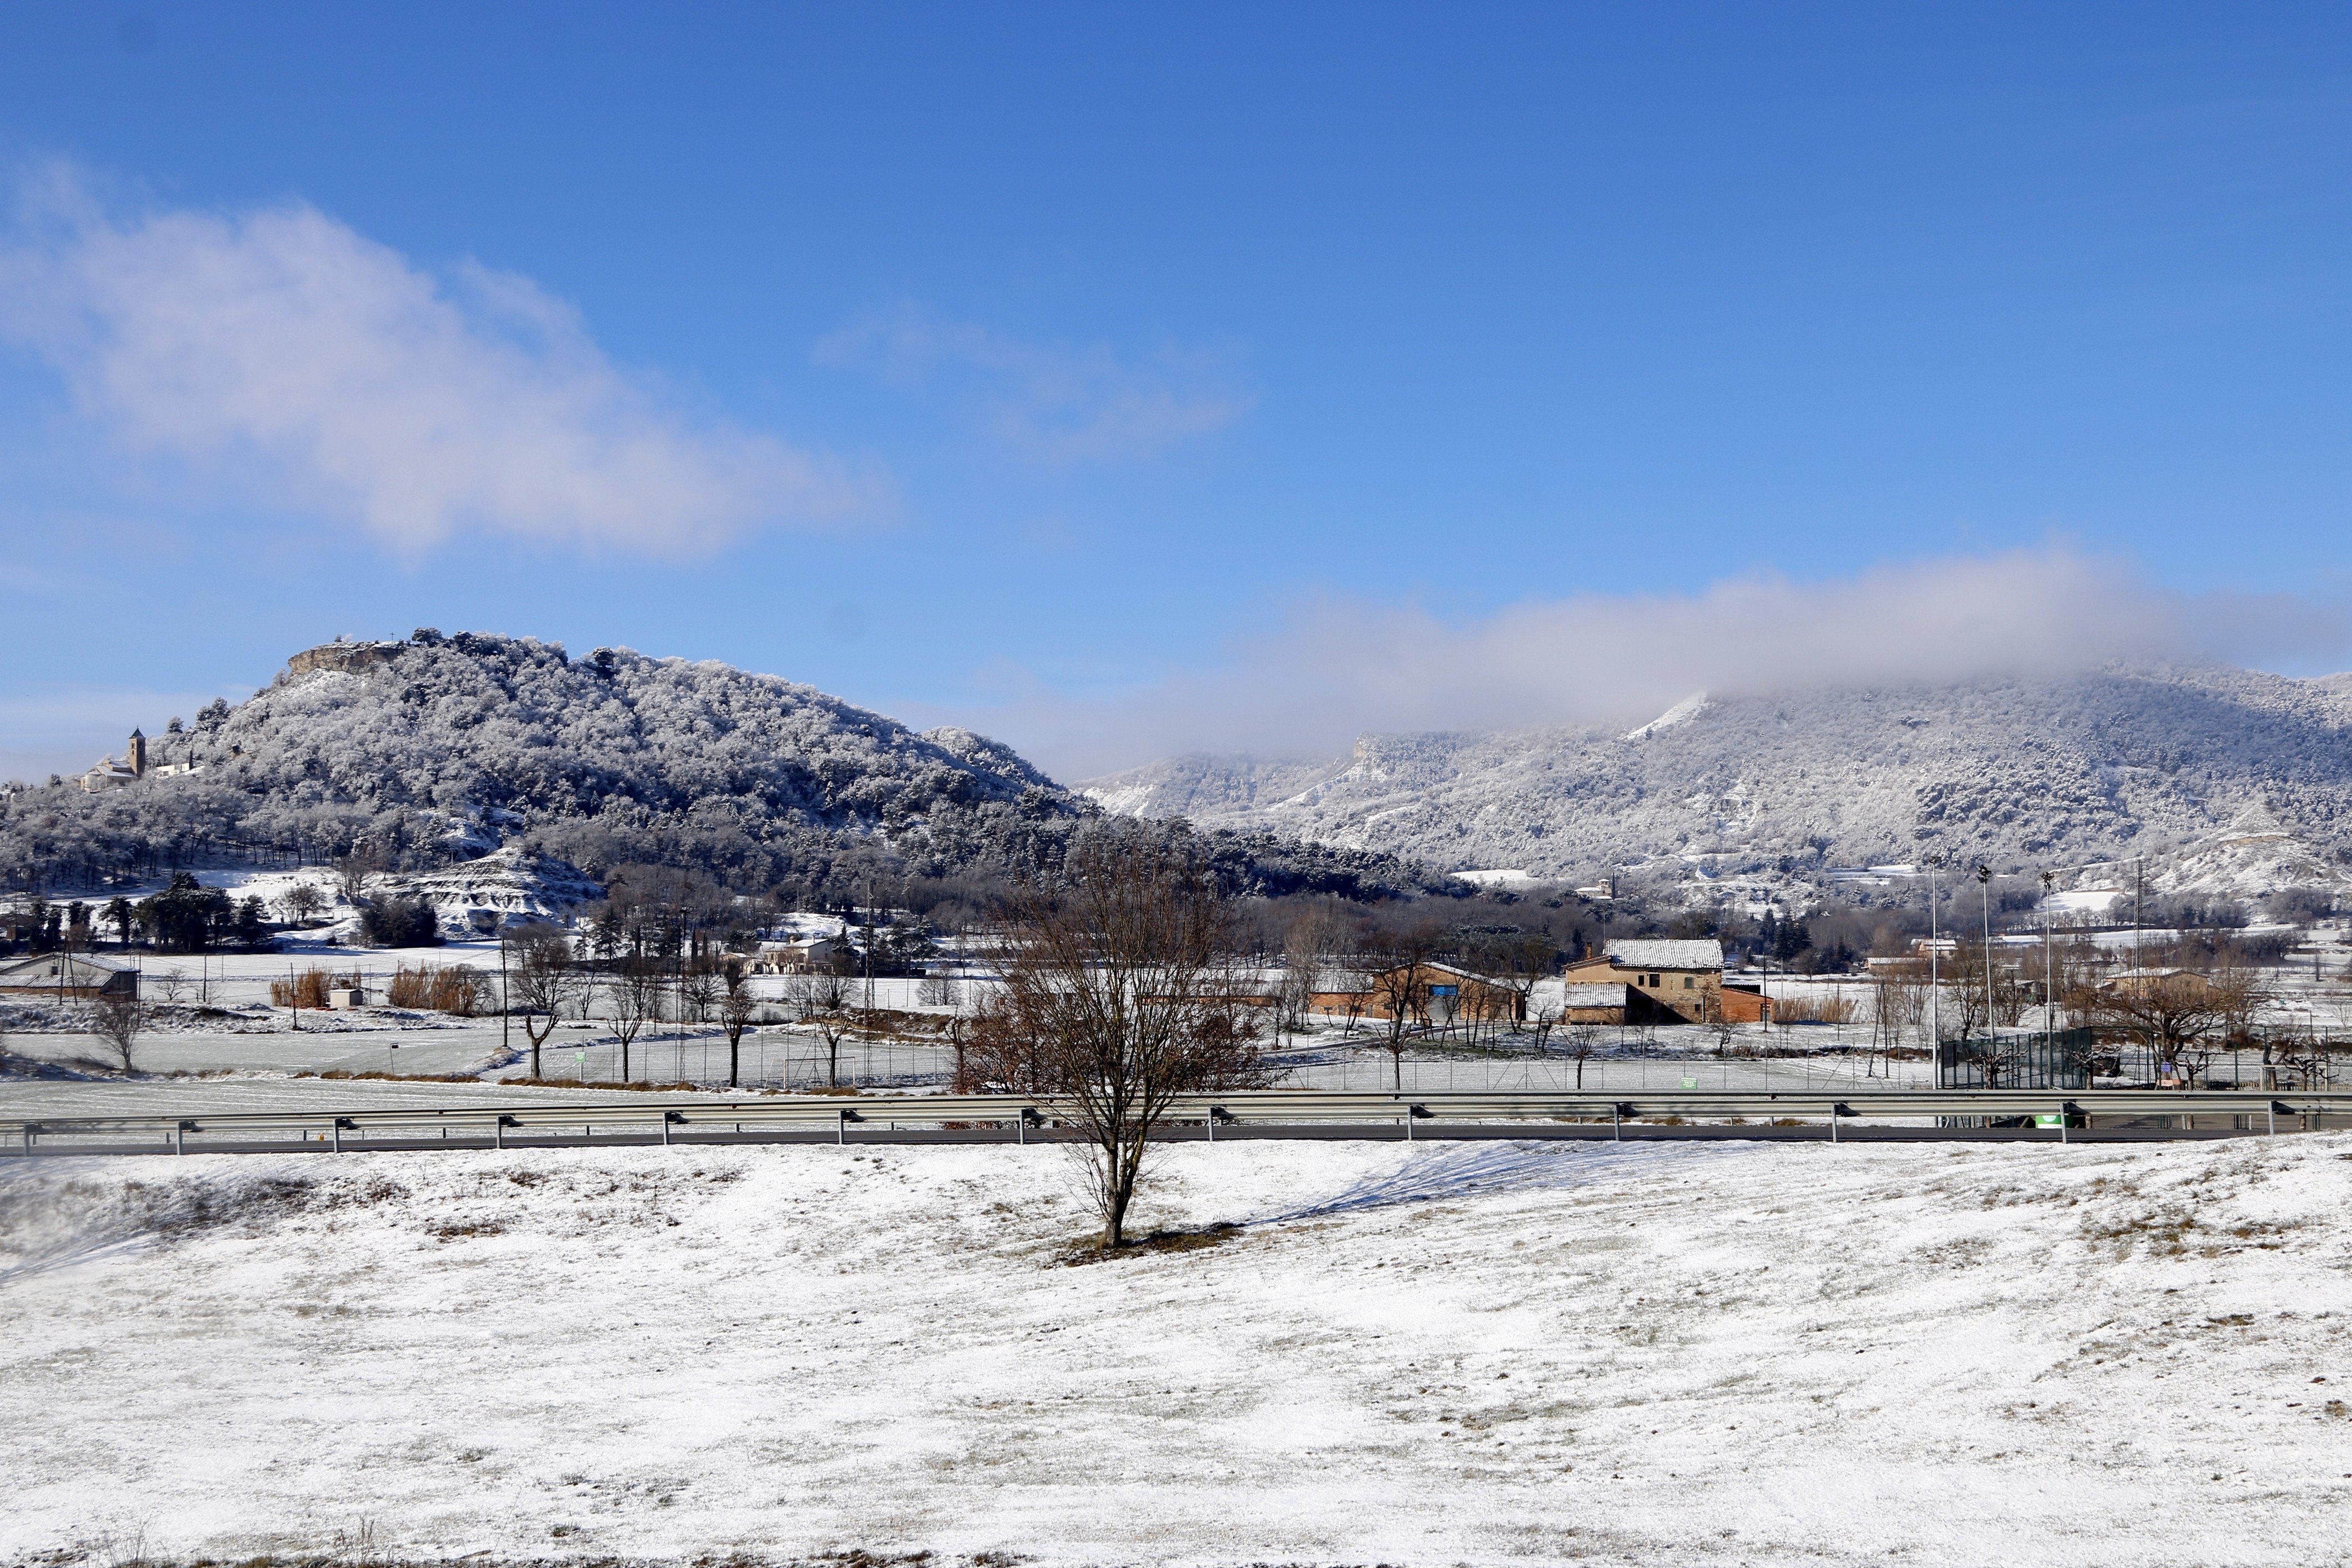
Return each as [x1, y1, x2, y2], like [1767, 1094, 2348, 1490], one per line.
[1057, 1221, 1244, 1266]
[1772, 993, 1860, 1024]
[385, 963, 482, 1015]
[493, 1076, 710, 1093]
[269, 968, 362, 1010]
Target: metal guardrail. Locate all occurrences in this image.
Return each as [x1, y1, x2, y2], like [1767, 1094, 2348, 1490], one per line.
[6, 1087, 2349, 1153]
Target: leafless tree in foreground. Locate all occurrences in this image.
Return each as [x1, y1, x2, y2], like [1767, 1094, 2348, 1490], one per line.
[992, 826, 1270, 1249]
[91, 993, 144, 1074]
[791, 970, 857, 1086]
[607, 957, 664, 1082]
[505, 924, 580, 1077]
[2076, 968, 2264, 1086]
[678, 967, 720, 1025]
[1365, 924, 1443, 1092]
[719, 962, 759, 1088]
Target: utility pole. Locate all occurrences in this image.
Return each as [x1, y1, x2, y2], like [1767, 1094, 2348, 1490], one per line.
[2040, 869, 2057, 1045]
[2133, 857, 2146, 999]
[1924, 853, 1943, 1049]
[1975, 863, 1995, 1046]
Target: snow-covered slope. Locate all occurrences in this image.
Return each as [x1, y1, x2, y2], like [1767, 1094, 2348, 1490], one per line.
[1082, 663, 2352, 899]
[0, 633, 1444, 901]
[3, 1136, 2345, 1564]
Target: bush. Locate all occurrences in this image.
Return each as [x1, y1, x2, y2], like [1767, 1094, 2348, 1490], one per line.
[360, 897, 443, 948]
[385, 962, 481, 1014]
[1772, 992, 1859, 1023]
[270, 967, 362, 1009]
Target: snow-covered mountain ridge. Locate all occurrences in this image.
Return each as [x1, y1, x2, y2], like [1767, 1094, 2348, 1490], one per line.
[2, 632, 1436, 900]
[1081, 662, 2352, 900]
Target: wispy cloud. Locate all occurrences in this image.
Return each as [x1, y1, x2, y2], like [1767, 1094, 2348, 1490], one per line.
[959, 547, 2352, 780]
[816, 308, 1249, 462]
[0, 166, 885, 555]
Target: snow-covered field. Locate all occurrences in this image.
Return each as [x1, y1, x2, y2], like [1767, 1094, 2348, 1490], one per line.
[4, 1134, 2347, 1565]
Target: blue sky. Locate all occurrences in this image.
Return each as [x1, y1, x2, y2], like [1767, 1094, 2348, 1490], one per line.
[3, 3, 2351, 782]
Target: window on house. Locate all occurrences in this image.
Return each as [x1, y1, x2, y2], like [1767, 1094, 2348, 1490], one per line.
[1684, 976, 1695, 989]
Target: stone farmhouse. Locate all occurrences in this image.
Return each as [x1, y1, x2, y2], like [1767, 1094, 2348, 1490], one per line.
[1559, 938, 1772, 1025]
[752, 937, 853, 976]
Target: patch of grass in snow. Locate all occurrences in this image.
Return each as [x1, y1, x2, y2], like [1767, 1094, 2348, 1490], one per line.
[1055, 1221, 1245, 1265]
[0, 1167, 407, 1279]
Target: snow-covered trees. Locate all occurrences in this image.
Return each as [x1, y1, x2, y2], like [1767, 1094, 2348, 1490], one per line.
[0, 631, 1433, 905]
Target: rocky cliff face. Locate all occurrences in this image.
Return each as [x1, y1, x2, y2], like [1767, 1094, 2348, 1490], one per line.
[1082, 662, 2352, 901]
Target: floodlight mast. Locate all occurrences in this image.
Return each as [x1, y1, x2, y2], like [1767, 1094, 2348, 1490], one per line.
[2040, 870, 2057, 1044]
[1924, 852, 1944, 1048]
[1974, 863, 1995, 1046]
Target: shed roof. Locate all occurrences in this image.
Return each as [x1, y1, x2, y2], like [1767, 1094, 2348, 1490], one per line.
[1562, 983, 1631, 1006]
[1604, 939, 1724, 971]
[0, 952, 133, 982]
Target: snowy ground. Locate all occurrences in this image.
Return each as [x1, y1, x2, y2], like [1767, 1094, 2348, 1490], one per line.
[3, 1134, 2346, 1566]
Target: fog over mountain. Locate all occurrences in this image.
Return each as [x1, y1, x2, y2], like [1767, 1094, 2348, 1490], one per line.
[1081, 662, 2352, 902]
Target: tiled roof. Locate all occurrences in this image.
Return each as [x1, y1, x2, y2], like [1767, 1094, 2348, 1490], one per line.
[1603, 939, 1724, 971]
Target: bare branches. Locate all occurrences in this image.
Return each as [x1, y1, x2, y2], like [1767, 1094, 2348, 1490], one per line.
[992, 825, 1264, 1249]
[718, 962, 759, 1088]
[606, 957, 665, 1082]
[91, 993, 144, 1074]
[504, 924, 580, 1077]
[332, 845, 389, 908]
[1365, 924, 1443, 1091]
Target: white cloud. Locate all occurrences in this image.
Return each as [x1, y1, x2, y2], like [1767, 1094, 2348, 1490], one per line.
[816, 308, 1249, 462]
[963, 548, 2352, 780]
[0, 169, 883, 554]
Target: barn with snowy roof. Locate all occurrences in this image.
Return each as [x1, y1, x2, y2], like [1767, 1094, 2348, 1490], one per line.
[1559, 938, 1771, 1024]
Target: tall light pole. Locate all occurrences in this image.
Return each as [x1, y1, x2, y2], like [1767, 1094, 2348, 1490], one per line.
[1974, 863, 1995, 1044]
[1924, 852, 1944, 1048]
[2040, 869, 2057, 1044]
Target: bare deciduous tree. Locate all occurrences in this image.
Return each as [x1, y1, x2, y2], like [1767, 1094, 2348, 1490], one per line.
[992, 827, 1268, 1250]
[792, 968, 856, 1086]
[1279, 906, 1348, 1038]
[1365, 924, 1443, 1092]
[2078, 968, 2263, 1085]
[278, 882, 326, 924]
[607, 957, 663, 1082]
[505, 924, 580, 1077]
[333, 845, 389, 908]
[1567, 1020, 1601, 1090]
[91, 993, 144, 1074]
[678, 967, 720, 1025]
[718, 962, 759, 1088]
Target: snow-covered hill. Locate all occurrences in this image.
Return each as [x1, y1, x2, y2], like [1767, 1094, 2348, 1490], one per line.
[4, 1136, 2346, 1564]
[0, 632, 1438, 900]
[1082, 662, 2352, 901]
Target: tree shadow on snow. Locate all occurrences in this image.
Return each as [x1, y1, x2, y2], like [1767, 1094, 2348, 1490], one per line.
[1250, 1138, 1747, 1226]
